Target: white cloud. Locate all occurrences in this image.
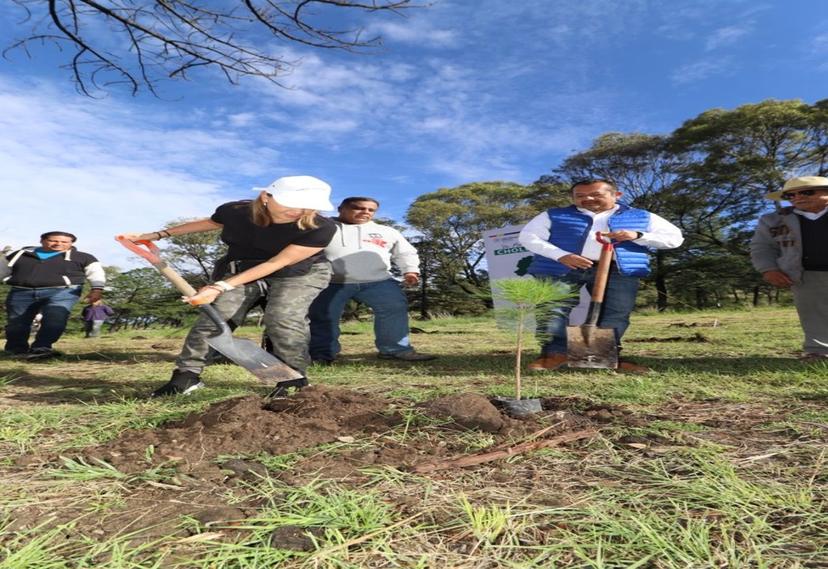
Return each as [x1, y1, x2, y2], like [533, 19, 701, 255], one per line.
[368, 19, 458, 47]
[671, 58, 732, 85]
[242, 47, 609, 184]
[0, 78, 282, 268]
[228, 112, 257, 127]
[809, 32, 828, 56]
[705, 25, 751, 51]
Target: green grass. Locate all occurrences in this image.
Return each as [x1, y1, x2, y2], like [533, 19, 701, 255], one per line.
[0, 307, 825, 567]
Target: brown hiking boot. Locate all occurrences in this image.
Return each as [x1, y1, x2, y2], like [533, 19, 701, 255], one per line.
[617, 360, 650, 374]
[527, 354, 568, 371]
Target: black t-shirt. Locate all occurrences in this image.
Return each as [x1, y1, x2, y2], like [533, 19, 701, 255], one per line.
[211, 200, 336, 277]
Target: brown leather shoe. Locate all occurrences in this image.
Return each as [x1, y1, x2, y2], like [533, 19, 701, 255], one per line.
[617, 360, 650, 374]
[527, 354, 568, 371]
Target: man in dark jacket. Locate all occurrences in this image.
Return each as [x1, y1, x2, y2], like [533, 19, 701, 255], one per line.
[2, 231, 106, 358]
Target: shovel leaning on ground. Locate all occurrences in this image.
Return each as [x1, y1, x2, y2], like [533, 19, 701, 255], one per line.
[116, 237, 307, 393]
[566, 231, 619, 369]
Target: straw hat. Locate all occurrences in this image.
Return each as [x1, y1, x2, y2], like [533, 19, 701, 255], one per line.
[765, 176, 828, 201]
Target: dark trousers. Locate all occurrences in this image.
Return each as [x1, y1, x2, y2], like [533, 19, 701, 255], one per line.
[4, 286, 82, 353]
[536, 265, 639, 355]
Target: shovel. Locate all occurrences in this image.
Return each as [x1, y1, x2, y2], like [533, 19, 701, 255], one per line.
[116, 237, 307, 390]
[566, 232, 619, 369]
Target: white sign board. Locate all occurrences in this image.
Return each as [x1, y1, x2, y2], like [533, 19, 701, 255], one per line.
[482, 224, 588, 327]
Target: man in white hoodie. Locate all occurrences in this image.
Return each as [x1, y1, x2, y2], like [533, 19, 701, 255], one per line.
[309, 197, 436, 363]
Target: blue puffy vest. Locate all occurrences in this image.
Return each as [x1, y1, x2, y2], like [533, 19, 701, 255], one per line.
[528, 205, 652, 277]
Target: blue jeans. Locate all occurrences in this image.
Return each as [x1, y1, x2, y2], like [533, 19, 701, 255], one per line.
[309, 279, 412, 360]
[537, 264, 640, 355]
[4, 286, 83, 353]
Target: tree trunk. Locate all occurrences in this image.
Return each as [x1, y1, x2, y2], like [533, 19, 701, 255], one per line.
[655, 251, 668, 312]
[695, 286, 705, 309]
[752, 285, 760, 307]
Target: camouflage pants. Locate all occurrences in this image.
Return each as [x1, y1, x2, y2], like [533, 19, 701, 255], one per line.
[176, 262, 331, 375]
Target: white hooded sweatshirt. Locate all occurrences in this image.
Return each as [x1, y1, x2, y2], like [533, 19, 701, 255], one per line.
[324, 220, 420, 284]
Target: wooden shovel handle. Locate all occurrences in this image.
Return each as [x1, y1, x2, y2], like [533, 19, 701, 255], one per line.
[116, 237, 197, 297]
[591, 232, 614, 303]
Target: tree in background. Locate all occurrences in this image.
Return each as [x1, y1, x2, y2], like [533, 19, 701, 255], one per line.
[105, 267, 191, 330]
[664, 100, 820, 307]
[159, 219, 226, 286]
[534, 99, 828, 311]
[549, 132, 686, 311]
[406, 182, 556, 314]
[6, 0, 413, 95]
[805, 99, 828, 175]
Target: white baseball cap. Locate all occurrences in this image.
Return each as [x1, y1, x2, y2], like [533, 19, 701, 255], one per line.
[254, 175, 334, 211]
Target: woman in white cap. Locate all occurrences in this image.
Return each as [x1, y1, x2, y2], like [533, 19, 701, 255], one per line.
[121, 175, 336, 396]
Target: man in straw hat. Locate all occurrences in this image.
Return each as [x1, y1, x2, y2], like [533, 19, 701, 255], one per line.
[751, 176, 828, 360]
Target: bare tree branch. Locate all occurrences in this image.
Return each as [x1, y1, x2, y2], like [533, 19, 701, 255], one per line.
[4, 0, 416, 95]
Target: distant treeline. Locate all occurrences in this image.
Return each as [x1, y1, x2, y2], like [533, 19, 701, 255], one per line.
[3, 99, 819, 328]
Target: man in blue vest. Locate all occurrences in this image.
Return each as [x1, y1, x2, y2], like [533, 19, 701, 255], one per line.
[519, 179, 684, 372]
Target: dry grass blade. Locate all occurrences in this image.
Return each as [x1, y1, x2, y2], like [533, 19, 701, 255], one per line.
[411, 428, 598, 473]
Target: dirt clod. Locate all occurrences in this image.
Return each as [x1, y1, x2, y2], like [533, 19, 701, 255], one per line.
[269, 525, 325, 551]
[421, 393, 504, 433]
[191, 507, 246, 527]
[220, 459, 269, 480]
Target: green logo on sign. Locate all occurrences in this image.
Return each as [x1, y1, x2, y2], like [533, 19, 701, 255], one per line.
[494, 246, 527, 255]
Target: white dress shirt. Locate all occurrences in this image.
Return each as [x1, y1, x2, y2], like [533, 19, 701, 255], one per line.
[519, 205, 684, 261]
[794, 207, 828, 220]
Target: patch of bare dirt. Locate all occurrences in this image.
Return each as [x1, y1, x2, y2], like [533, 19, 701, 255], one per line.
[88, 386, 401, 474]
[8, 387, 823, 548]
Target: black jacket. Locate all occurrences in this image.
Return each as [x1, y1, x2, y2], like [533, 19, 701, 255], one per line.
[3, 247, 105, 288]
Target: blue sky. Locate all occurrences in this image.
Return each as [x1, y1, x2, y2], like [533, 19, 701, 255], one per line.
[1, 0, 827, 267]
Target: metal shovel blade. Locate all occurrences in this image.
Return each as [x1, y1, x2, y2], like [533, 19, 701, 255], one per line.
[206, 332, 305, 383]
[566, 324, 618, 369]
[115, 237, 306, 385]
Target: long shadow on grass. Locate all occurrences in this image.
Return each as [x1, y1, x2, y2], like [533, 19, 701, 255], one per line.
[329, 352, 827, 377]
[653, 356, 827, 374]
[332, 351, 521, 376]
[0, 367, 256, 404]
[0, 350, 178, 365]
[54, 350, 178, 363]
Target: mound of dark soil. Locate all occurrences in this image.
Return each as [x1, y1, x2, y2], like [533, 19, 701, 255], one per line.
[90, 386, 401, 474]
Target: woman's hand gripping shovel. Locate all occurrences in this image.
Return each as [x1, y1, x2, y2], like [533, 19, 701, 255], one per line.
[116, 237, 307, 396]
[566, 231, 619, 369]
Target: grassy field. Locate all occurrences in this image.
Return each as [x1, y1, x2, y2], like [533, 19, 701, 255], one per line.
[0, 307, 825, 568]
